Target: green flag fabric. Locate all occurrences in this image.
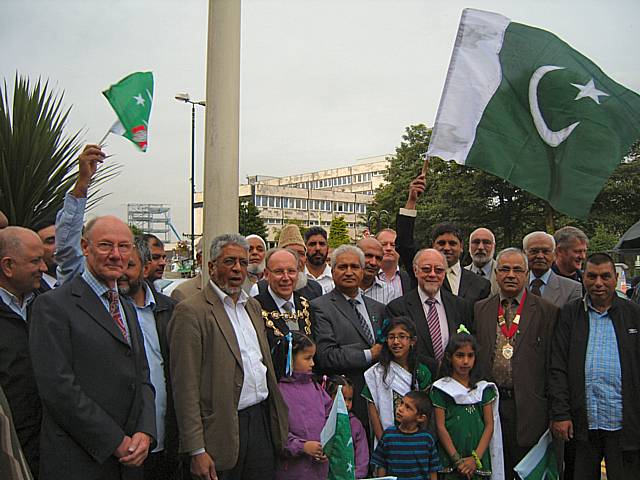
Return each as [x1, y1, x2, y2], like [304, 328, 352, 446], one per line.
[102, 71, 153, 151]
[320, 386, 356, 480]
[427, 8, 640, 218]
[514, 429, 559, 480]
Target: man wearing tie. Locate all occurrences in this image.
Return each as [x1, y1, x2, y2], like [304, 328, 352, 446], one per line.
[386, 248, 471, 370]
[254, 248, 312, 378]
[311, 245, 386, 430]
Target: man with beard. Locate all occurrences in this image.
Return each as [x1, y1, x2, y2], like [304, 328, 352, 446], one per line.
[254, 248, 312, 379]
[465, 227, 499, 295]
[142, 234, 168, 287]
[118, 237, 180, 479]
[357, 237, 394, 305]
[304, 227, 334, 294]
[31, 217, 58, 291]
[242, 235, 266, 294]
[168, 234, 288, 480]
[0, 226, 48, 476]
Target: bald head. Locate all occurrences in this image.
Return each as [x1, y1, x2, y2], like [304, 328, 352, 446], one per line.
[0, 210, 7, 230]
[0, 226, 46, 297]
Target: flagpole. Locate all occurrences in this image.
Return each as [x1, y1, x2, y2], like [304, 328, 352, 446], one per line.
[98, 120, 121, 146]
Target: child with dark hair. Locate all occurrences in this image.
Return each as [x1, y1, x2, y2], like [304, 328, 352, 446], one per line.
[370, 390, 440, 479]
[363, 316, 434, 443]
[276, 332, 332, 480]
[323, 375, 369, 479]
[430, 327, 504, 479]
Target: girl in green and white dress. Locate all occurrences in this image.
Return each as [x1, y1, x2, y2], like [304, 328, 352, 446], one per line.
[430, 327, 504, 479]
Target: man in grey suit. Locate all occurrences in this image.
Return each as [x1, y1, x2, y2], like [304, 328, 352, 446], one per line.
[311, 244, 386, 430]
[523, 231, 582, 308]
[30, 215, 156, 480]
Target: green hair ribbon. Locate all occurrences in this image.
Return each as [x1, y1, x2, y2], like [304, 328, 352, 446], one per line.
[457, 324, 471, 335]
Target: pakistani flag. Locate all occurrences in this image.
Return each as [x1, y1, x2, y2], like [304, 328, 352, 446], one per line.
[320, 386, 355, 480]
[514, 429, 558, 480]
[427, 9, 640, 218]
[102, 71, 154, 151]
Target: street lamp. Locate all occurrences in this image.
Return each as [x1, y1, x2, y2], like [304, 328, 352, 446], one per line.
[175, 93, 206, 269]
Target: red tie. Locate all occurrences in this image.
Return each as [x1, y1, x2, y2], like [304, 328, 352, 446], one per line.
[425, 297, 444, 361]
[106, 290, 129, 343]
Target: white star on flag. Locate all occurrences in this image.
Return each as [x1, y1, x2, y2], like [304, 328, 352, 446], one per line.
[346, 462, 353, 472]
[134, 94, 145, 106]
[571, 79, 609, 104]
[347, 438, 353, 446]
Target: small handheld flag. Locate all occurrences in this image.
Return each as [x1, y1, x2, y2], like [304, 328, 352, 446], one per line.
[102, 71, 154, 151]
[320, 385, 356, 480]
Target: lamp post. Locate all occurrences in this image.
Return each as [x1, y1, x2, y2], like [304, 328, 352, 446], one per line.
[175, 93, 205, 269]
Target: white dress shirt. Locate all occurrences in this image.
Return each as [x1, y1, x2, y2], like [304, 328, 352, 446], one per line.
[418, 287, 450, 348]
[305, 264, 334, 294]
[446, 261, 462, 296]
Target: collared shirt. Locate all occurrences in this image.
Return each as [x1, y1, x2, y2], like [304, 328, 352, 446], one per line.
[529, 269, 552, 296]
[446, 261, 462, 296]
[341, 291, 376, 363]
[361, 277, 395, 305]
[55, 193, 87, 286]
[0, 287, 34, 321]
[551, 263, 583, 284]
[378, 268, 404, 302]
[585, 299, 622, 431]
[417, 288, 450, 348]
[133, 282, 167, 452]
[41, 272, 57, 289]
[499, 288, 525, 308]
[469, 260, 493, 279]
[209, 281, 269, 410]
[81, 269, 130, 340]
[304, 264, 334, 294]
[267, 285, 298, 330]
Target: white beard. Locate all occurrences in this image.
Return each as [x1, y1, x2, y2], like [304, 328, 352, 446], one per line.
[295, 272, 308, 290]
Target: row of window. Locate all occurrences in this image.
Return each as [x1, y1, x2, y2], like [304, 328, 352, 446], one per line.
[255, 196, 367, 214]
[264, 219, 358, 228]
[284, 170, 385, 190]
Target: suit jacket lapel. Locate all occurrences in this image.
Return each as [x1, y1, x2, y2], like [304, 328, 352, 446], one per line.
[331, 290, 371, 345]
[544, 272, 561, 306]
[514, 292, 535, 354]
[73, 277, 129, 346]
[205, 284, 243, 367]
[440, 289, 461, 334]
[457, 269, 469, 297]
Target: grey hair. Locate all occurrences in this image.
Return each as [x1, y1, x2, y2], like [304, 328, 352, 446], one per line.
[134, 236, 152, 263]
[412, 248, 447, 268]
[496, 247, 528, 269]
[331, 245, 365, 269]
[522, 231, 555, 251]
[209, 233, 249, 261]
[554, 226, 589, 249]
[469, 227, 495, 244]
[264, 247, 299, 269]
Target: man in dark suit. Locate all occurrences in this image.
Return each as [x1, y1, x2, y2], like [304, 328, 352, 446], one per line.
[30, 215, 156, 480]
[523, 231, 582, 308]
[386, 248, 472, 370]
[474, 248, 559, 480]
[396, 174, 491, 305]
[254, 248, 313, 378]
[0, 226, 48, 477]
[311, 244, 386, 429]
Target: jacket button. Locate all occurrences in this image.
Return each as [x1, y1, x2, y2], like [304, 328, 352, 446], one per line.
[125, 350, 132, 357]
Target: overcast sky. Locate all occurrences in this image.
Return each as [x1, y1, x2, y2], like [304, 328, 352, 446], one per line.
[2, 0, 638, 237]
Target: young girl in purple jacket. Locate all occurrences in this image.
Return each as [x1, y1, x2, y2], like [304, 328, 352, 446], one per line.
[276, 332, 332, 480]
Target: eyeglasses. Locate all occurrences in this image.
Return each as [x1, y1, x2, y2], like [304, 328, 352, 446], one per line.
[496, 266, 527, 274]
[220, 257, 249, 268]
[471, 239, 493, 245]
[418, 266, 446, 275]
[268, 268, 298, 276]
[91, 241, 133, 254]
[387, 334, 413, 342]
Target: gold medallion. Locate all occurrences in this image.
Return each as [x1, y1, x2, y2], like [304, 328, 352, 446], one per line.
[502, 343, 514, 360]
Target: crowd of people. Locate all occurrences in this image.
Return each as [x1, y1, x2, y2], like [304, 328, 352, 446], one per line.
[1, 144, 639, 480]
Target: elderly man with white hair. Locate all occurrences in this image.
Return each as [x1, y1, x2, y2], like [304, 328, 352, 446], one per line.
[523, 231, 582, 308]
[465, 227, 499, 295]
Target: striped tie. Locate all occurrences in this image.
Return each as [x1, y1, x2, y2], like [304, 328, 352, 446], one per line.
[106, 290, 129, 343]
[348, 298, 375, 346]
[425, 297, 443, 361]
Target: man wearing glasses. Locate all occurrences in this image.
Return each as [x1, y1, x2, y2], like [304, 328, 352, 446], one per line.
[474, 248, 559, 480]
[168, 234, 288, 480]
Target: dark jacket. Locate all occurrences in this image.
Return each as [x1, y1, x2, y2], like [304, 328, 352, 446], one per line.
[549, 295, 640, 449]
[395, 212, 490, 304]
[0, 299, 41, 477]
[256, 277, 323, 301]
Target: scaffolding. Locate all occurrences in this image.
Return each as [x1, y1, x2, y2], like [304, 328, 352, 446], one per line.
[127, 203, 172, 242]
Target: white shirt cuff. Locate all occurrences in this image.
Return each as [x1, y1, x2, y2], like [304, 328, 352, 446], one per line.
[399, 207, 417, 217]
[191, 448, 206, 456]
[364, 349, 372, 363]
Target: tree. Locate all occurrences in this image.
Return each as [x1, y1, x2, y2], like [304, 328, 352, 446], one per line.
[129, 224, 143, 237]
[374, 124, 640, 255]
[328, 216, 351, 248]
[0, 75, 118, 227]
[238, 199, 267, 238]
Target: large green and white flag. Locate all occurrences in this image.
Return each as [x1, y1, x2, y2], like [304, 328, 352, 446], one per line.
[320, 386, 355, 480]
[427, 9, 640, 218]
[514, 429, 558, 480]
[102, 71, 153, 151]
